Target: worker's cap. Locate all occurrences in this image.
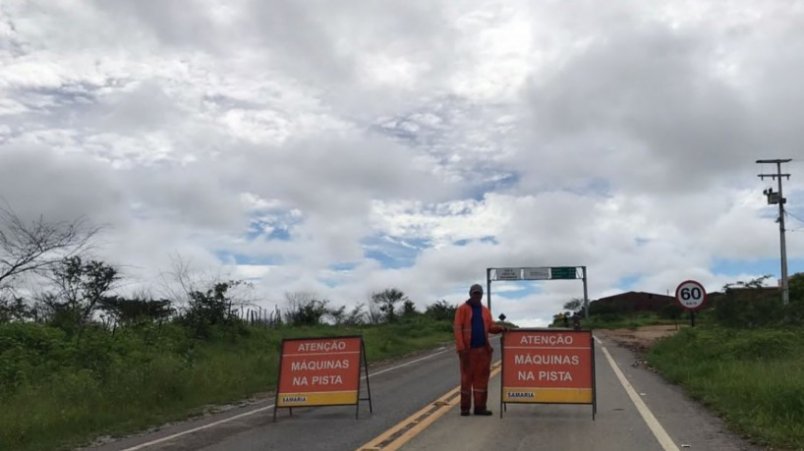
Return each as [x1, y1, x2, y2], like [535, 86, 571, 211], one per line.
[469, 284, 484, 295]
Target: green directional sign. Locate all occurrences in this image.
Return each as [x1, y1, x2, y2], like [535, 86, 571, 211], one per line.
[551, 266, 577, 279]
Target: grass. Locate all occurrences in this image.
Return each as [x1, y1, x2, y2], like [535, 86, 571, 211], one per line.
[648, 326, 804, 449]
[578, 312, 685, 330]
[0, 316, 452, 451]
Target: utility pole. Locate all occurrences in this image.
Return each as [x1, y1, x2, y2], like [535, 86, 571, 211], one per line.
[757, 159, 792, 305]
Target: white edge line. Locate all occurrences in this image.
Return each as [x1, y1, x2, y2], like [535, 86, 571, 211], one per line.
[593, 335, 603, 345]
[601, 345, 680, 451]
[120, 347, 449, 450]
[120, 405, 275, 451]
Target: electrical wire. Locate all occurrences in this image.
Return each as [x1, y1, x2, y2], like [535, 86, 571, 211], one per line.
[786, 210, 804, 225]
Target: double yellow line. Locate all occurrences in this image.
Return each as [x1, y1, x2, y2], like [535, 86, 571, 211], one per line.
[357, 361, 502, 451]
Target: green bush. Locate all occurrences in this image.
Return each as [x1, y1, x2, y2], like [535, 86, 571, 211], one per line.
[658, 303, 683, 320]
[424, 300, 457, 321]
[714, 294, 784, 328]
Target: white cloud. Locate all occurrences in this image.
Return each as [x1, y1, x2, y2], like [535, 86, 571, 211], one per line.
[1, 0, 803, 326]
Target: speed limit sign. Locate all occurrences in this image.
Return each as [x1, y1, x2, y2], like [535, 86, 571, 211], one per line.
[675, 280, 707, 310]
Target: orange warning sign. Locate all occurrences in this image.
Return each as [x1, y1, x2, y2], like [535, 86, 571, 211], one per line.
[276, 336, 363, 407]
[501, 329, 595, 405]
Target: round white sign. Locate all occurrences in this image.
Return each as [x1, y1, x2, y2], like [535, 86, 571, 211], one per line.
[675, 280, 707, 310]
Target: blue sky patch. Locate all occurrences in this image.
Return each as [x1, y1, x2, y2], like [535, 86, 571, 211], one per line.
[480, 236, 498, 245]
[712, 257, 804, 281]
[215, 250, 282, 266]
[362, 235, 429, 269]
[329, 262, 358, 271]
[616, 274, 641, 290]
[454, 236, 498, 247]
[490, 282, 544, 299]
[246, 213, 299, 242]
[466, 171, 519, 201]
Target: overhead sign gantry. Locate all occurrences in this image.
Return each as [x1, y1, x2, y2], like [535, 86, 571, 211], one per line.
[486, 266, 590, 318]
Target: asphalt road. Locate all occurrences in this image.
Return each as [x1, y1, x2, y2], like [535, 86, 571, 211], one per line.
[403, 335, 760, 451]
[87, 334, 761, 451]
[87, 338, 496, 451]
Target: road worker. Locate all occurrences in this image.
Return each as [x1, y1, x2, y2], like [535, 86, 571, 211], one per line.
[453, 283, 505, 416]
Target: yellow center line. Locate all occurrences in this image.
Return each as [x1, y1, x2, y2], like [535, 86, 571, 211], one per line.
[356, 361, 502, 451]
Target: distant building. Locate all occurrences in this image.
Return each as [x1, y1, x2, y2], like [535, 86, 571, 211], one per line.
[590, 291, 676, 314]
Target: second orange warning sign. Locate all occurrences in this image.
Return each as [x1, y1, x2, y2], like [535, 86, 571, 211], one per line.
[501, 329, 595, 407]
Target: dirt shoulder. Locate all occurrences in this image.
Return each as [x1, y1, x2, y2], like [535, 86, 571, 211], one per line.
[594, 324, 682, 353]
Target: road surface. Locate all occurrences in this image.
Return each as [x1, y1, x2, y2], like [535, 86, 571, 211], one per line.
[87, 334, 760, 451]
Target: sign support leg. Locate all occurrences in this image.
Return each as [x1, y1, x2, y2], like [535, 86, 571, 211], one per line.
[591, 335, 597, 420]
[500, 331, 505, 418]
[273, 338, 286, 422]
[582, 266, 589, 319]
[358, 338, 373, 418]
[486, 268, 492, 311]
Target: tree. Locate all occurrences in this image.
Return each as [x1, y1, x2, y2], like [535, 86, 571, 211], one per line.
[402, 299, 417, 317]
[182, 280, 246, 337]
[324, 302, 365, 326]
[563, 298, 583, 313]
[40, 256, 119, 332]
[716, 275, 780, 328]
[0, 205, 98, 291]
[550, 312, 569, 328]
[424, 300, 456, 321]
[158, 255, 253, 330]
[100, 296, 174, 327]
[371, 288, 408, 323]
[343, 303, 366, 325]
[328, 304, 346, 325]
[188, 281, 242, 324]
[789, 272, 803, 303]
[284, 291, 329, 326]
[0, 295, 37, 323]
[723, 274, 772, 290]
[367, 301, 383, 325]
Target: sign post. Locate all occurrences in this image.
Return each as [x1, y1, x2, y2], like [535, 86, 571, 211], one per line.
[500, 328, 596, 419]
[274, 335, 372, 421]
[674, 280, 707, 327]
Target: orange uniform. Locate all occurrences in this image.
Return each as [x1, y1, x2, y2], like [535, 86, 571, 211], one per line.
[453, 299, 504, 414]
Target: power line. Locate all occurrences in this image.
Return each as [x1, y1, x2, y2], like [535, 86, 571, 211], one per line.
[786, 210, 804, 225]
[786, 211, 804, 232]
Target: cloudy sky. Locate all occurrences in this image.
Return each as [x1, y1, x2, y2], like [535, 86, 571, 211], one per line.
[1, 0, 803, 326]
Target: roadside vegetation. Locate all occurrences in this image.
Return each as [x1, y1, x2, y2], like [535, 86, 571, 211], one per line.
[556, 272, 804, 449]
[0, 316, 455, 451]
[649, 325, 804, 449]
[0, 207, 459, 451]
[550, 296, 687, 330]
[646, 274, 804, 449]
